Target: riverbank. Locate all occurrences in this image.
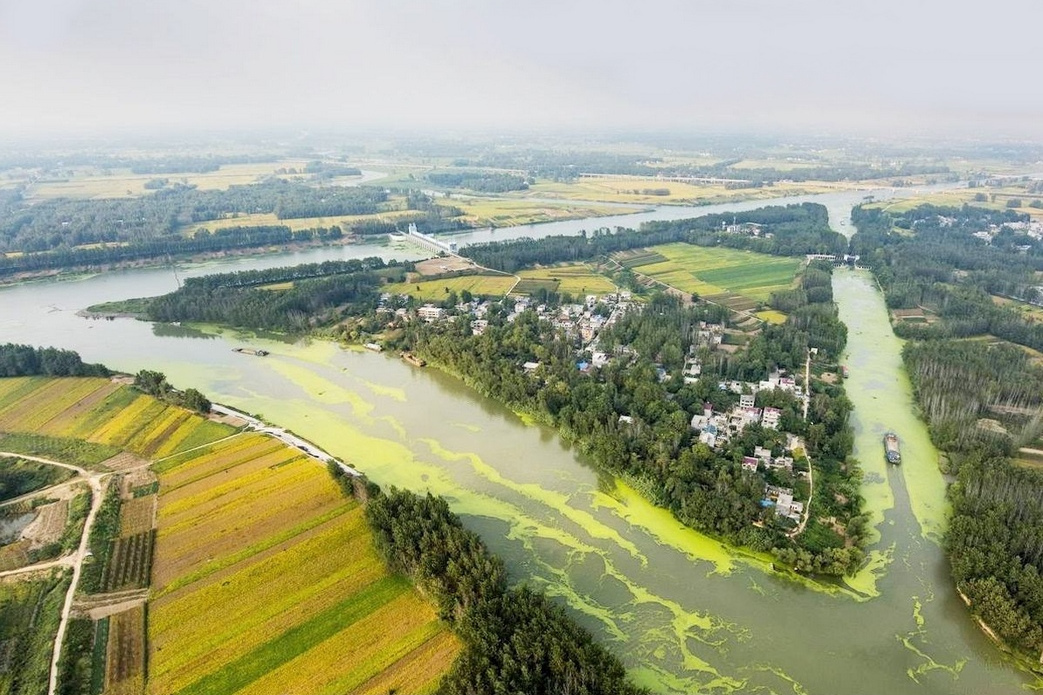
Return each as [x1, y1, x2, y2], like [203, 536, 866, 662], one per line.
[2, 184, 1039, 694]
[0, 235, 377, 287]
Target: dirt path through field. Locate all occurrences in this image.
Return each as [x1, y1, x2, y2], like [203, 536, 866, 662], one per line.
[0, 451, 109, 695]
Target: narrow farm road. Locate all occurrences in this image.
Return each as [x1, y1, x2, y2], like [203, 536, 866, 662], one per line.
[47, 468, 107, 695]
[0, 452, 108, 695]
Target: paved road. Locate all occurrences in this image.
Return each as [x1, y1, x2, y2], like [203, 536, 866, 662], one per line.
[210, 404, 361, 477]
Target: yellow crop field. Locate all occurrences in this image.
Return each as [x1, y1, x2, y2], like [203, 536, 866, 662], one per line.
[0, 378, 237, 467]
[524, 176, 837, 206]
[0, 376, 458, 693]
[35, 381, 121, 434]
[0, 376, 42, 406]
[0, 378, 107, 431]
[447, 196, 640, 228]
[515, 263, 618, 296]
[157, 433, 281, 491]
[150, 433, 458, 695]
[385, 273, 516, 300]
[755, 309, 788, 325]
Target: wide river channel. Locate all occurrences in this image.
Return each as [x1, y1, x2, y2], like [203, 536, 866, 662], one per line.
[0, 189, 1037, 693]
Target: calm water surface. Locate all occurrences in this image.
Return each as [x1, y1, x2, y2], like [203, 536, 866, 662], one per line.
[0, 188, 1035, 693]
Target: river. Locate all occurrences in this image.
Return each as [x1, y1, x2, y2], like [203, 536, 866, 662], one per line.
[0, 188, 1036, 693]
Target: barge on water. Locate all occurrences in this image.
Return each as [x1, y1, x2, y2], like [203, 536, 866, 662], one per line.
[401, 352, 426, 367]
[232, 347, 269, 357]
[883, 431, 901, 465]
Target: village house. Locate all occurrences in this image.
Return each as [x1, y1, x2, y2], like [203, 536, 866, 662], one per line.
[699, 423, 718, 448]
[417, 305, 446, 322]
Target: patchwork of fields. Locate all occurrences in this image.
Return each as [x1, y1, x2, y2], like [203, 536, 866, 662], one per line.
[386, 262, 619, 302]
[150, 432, 458, 695]
[0, 377, 234, 464]
[0, 376, 458, 695]
[613, 243, 802, 310]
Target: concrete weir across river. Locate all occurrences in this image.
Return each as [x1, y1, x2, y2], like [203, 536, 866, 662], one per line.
[0, 189, 1037, 693]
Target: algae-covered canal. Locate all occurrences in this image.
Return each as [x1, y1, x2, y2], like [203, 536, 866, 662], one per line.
[0, 192, 1037, 693]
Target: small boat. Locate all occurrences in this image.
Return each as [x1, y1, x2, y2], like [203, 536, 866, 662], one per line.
[232, 347, 269, 357]
[883, 432, 901, 465]
[401, 352, 426, 367]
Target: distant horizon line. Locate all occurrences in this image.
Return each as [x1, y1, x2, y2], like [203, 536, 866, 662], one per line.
[2, 124, 1043, 153]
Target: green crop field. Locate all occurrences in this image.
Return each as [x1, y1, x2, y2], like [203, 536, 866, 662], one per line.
[385, 273, 515, 300]
[623, 243, 801, 303]
[0, 570, 70, 695]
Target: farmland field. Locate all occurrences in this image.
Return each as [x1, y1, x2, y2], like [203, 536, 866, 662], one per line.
[181, 207, 419, 234]
[385, 273, 515, 301]
[0, 570, 70, 695]
[0, 377, 459, 693]
[27, 160, 316, 200]
[0, 377, 236, 462]
[755, 309, 788, 324]
[521, 175, 837, 206]
[619, 243, 802, 303]
[446, 196, 640, 228]
[515, 263, 617, 296]
[150, 433, 458, 695]
[105, 606, 146, 695]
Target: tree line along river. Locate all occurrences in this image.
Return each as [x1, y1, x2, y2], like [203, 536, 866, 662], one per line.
[0, 188, 1036, 693]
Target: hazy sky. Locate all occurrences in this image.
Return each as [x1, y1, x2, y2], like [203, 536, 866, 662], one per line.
[1, 0, 1040, 140]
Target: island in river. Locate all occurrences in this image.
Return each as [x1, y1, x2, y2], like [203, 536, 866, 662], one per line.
[0, 187, 1039, 693]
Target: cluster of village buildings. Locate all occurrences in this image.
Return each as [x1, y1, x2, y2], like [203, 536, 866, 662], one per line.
[379, 289, 809, 525]
[968, 218, 1043, 247]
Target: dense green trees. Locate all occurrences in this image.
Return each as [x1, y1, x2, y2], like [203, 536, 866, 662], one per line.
[462, 203, 844, 272]
[426, 171, 529, 192]
[355, 483, 646, 695]
[457, 149, 949, 185]
[0, 180, 385, 254]
[0, 344, 109, 378]
[132, 369, 211, 414]
[145, 257, 399, 332]
[855, 202, 1043, 663]
[948, 457, 1043, 658]
[402, 265, 861, 574]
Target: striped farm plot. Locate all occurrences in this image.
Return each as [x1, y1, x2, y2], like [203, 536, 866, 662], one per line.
[385, 274, 516, 301]
[150, 435, 458, 695]
[514, 263, 617, 296]
[105, 605, 146, 695]
[0, 377, 457, 693]
[0, 377, 236, 461]
[0, 377, 113, 432]
[622, 243, 802, 303]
